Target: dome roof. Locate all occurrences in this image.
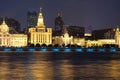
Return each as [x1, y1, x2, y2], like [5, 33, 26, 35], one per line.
[0, 19, 9, 33]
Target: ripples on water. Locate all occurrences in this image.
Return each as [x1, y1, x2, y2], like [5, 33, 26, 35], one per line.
[0, 52, 120, 80]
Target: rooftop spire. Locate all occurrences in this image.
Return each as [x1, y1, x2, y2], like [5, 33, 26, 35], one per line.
[39, 7, 43, 16]
[58, 11, 62, 17]
[37, 7, 45, 27]
[40, 7, 42, 13]
[2, 18, 6, 24]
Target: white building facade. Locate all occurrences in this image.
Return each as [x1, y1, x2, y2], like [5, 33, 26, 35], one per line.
[29, 8, 52, 45]
[115, 28, 120, 47]
[0, 19, 27, 47]
[53, 31, 85, 46]
[10, 34, 27, 47]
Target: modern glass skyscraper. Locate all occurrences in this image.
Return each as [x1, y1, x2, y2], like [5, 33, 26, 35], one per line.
[27, 11, 37, 29]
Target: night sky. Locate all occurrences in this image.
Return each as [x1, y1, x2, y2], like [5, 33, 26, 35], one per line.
[0, 0, 120, 32]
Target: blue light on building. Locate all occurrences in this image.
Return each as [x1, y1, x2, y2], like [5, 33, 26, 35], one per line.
[98, 48, 105, 53]
[53, 48, 59, 52]
[4, 48, 11, 51]
[64, 48, 71, 52]
[87, 48, 94, 52]
[28, 48, 35, 51]
[41, 48, 47, 52]
[16, 48, 23, 51]
[76, 48, 83, 52]
[109, 48, 116, 53]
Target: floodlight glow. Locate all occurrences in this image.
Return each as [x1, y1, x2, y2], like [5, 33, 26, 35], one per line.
[41, 48, 47, 52]
[28, 48, 35, 51]
[16, 48, 23, 51]
[87, 48, 94, 52]
[53, 48, 59, 52]
[98, 48, 105, 52]
[4, 48, 11, 51]
[64, 48, 71, 52]
[76, 48, 83, 52]
[110, 48, 116, 53]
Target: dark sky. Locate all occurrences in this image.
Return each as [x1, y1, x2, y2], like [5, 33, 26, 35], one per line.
[1, 0, 120, 32]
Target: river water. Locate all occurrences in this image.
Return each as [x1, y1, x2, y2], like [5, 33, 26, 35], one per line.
[0, 52, 120, 80]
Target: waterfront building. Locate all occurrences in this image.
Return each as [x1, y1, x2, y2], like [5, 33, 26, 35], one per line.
[84, 33, 93, 40]
[73, 38, 85, 46]
[85, 39, 115, 47]
[53, 30, 85, 46]
[61, 31, 73, 45]
[52, 36, 62, 45]
[115, 28, 120, 47]
[10, 34, 27, 47]
[0, 19, 10, 47]
[0, 17, 21, 33]
[0, 18, 27, 47]
[53, 31, 73, 46]
[29, 8, 52, 45]
[83, 28, 119, 48]
[85, 28, 118, 47]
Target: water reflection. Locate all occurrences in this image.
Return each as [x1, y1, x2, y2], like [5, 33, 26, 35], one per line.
[0, 52, 120, 80]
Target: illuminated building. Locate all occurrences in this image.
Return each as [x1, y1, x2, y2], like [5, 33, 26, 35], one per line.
[73, 38, 85, 46]
[85, 33, 92, 37]
[53, 30, 85, 46]
[84, 33, 93, 40]
[115, 28, 120, 47]
[61, 31, 73, 45]
[10, 34, 27, 47]
[53, 36, 62, 45]
[53, 31, 73, 46]
[85, 28, 118, 47]
[85, 39, 115, 47]
[83, 28, 120, 47]
[0, 18, 10, 47]
[0, 17, 21, 33]
[29, 8, 52, 45]
[0, 18, 27, 47]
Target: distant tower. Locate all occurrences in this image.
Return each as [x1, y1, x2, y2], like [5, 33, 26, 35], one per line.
[27, 11, 37, 28]
[55, 11, 64, 31]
